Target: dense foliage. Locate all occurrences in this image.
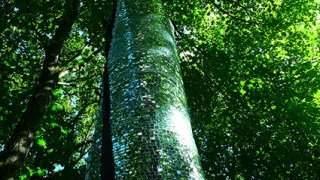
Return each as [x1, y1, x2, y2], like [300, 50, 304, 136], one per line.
[1, 0, 319, 179]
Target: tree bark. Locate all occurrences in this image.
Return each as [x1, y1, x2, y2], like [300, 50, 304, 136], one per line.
[0, 1, 79, 179]
[108, 0, 204, 179]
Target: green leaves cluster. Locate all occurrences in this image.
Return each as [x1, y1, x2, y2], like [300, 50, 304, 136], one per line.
[165, 0, 320, 179]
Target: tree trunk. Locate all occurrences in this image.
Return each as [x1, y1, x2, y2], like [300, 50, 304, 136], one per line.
[85, 1, 117, 178]
[0, 1, 79, 179]
[108, 0, 204, 179]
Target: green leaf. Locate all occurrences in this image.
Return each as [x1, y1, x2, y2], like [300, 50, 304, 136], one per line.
[36, 168, 45, 176]
[51, 104, 57, 111]
[240, 80, 246, 86]
[51, 103, 63, 111]
[50, 122, 59, 128]
[27, 167, 35, 176]
[313, 90, 320, 107]
[247, 84, 254, 89]
[249, 79, 256, 84]
[240, 89, 246, 95]
[3, 60, 10, 67]
[53, 88, 63, 97]
[20, 174, 27, 180]
[37, 138, 47, 148]
[76, 56, 84, 64]
[60, 127, 68, 135]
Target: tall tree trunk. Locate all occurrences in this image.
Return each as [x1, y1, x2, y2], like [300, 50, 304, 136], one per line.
[108, 0, 204, 179]
[0, 1, 79, 179]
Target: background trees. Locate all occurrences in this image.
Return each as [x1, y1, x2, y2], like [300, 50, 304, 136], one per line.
[0, 0, 319, 179]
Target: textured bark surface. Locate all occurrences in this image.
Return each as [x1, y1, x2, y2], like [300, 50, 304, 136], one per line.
[108, 0, 204, 179]
[0, 1, 79, 179]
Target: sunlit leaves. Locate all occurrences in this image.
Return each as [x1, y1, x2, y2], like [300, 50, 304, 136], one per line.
[50, 122, 59, 128]
[164, 0, 320, 179]
[313, 90, 320, 107]
[36, 138, 47, 149]
[53, 88, 63, 97]
[51, 104, 58, 111]
[239, 89, 246, 96]
[20, 166, 46, 179]
[36, 168, 45, 176]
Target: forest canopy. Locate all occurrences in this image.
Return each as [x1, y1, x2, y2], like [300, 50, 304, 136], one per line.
[0, 0, 320, 179]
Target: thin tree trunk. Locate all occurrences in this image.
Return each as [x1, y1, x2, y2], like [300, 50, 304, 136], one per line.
[85, 1, 117, 179]
[0, 1, 79, 179]
[108, 0, 204, 179]
[100, 0, 117, 178]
